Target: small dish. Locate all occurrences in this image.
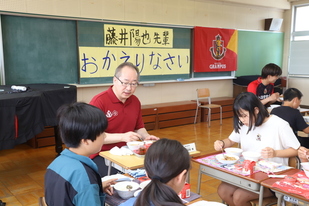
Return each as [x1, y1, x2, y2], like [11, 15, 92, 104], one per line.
[215, 154, 239, 164]
[113, 181, 140, 199]
[133, 152, 145, 158]
[139, 180, 151, 189]
[127, 141, 144, 151]
[242, 151, 261, 161]
[224, 147, 243, 157]
[301, 162, 309, 170]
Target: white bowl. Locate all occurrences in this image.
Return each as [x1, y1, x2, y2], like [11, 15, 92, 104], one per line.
[242, 151, 261, 162]
[215, 154, 239, 164]
[126, 141, 144, 151]
[269, 104, 280, 109]
[224, 147, 243, 157]
[139, 180, 151, 189]
[114, 181, 140, 199]
[301, 162, 309, 170]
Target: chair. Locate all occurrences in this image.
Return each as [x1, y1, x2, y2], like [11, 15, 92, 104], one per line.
[38, 197, 47, 206]
[194, 88, 222, 127]
[250, 156, 301, 206]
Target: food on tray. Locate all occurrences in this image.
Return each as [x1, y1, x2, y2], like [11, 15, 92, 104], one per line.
[133, 147, 146, 155]
[257, 160, 282, 170]
[222, 156, 237, 161]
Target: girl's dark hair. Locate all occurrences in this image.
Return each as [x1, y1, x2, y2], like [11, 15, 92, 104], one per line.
[57, 102, 108, 148]
[233, 92, 269, 134]
[261, 63, 282, 79]
[283, 88, 303, 101]
[134, 138, 191, 206]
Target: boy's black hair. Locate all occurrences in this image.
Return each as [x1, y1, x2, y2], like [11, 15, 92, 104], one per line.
[283, 88, 303, 101]
[57, 102, 108, 148]
[261, 63, 282, 79]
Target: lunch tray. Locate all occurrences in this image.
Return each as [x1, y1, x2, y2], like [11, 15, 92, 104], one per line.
[195, 154, 290, 176]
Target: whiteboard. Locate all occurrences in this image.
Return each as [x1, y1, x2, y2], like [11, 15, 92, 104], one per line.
[289, 41, 309, 75]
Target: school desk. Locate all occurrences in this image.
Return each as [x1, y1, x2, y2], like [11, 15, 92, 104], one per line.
[100, 150, 201, 176]
[261, 168, 309, 206]
[192, 152, 293, 206]
[0, 84, 76, 153]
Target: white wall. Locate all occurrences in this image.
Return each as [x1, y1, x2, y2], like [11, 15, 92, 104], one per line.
[0, 0, 290, 104]
[77, 79, 232, 104]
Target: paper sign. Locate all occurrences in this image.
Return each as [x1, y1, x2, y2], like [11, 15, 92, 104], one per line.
[183, 143, 196, 152]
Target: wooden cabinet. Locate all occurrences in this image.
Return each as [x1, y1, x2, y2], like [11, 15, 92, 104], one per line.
[142, 101, 197, 130]
[27, 126, 56, 148]
[156, 101, 197, 129]
[141, 105, 157, 131]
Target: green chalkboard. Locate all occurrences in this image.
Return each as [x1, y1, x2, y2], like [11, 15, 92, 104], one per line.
[236, 30, 284, 76]
[2, 15, 78, 85]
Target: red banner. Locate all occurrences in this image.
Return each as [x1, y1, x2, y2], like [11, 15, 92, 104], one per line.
[193, 27, 238, 72]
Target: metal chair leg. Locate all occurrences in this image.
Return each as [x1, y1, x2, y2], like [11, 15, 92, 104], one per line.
[194, 107, 199, 124]
[220, 106, 222, 125]
[208, 108, 211, 127]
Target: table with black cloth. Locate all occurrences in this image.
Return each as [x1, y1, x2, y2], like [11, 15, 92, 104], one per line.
[0, 84, 77, 153]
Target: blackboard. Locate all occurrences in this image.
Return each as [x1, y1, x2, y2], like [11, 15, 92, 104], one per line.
[2, 15, 78, 85]
[236, 30, 284, 76]
[1, 15, 284, 85]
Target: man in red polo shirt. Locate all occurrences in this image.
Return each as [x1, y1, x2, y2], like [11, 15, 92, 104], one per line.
[247, 63, 282, 106]
[89, 62, 159, 176]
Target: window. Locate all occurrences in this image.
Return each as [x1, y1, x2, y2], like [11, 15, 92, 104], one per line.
[289, 4, 309, 76]
[292, 5, 309, 41]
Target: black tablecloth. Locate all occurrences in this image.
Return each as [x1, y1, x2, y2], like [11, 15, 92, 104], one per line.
[233, 75, 281, 86]
[0, 84, 77, 150]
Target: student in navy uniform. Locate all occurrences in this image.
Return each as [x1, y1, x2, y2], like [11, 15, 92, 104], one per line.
[44, 102, 116, 206]
[271, 88, 309, 148]
[247, 63, 282, 106]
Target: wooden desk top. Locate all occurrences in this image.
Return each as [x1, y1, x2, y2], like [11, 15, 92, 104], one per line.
[100, 151, 144, 170]
[100, 150, 201, 170]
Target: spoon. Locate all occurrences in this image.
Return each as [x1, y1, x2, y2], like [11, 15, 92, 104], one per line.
[221, 147, 227, 160]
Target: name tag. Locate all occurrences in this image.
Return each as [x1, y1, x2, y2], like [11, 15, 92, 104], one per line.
[183, 143, 196, 152]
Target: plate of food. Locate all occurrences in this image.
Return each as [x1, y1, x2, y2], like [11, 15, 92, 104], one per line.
[132, 146, 146, 158]
[215, 154, 239, 164]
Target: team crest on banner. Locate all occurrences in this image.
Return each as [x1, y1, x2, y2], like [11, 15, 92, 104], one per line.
[193, 27, 238, 72]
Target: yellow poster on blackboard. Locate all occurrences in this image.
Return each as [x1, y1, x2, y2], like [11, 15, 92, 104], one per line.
[79, 47, 190, 78]
[104, 24, 173, 48]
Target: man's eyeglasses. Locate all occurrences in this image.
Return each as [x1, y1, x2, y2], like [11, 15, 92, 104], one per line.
[114, 76, 139, 87]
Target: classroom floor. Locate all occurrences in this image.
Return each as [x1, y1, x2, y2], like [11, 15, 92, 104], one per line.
[0, 117, 284, 205]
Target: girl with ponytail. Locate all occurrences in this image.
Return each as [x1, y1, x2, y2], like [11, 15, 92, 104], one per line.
[120, 138, 191, 206]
